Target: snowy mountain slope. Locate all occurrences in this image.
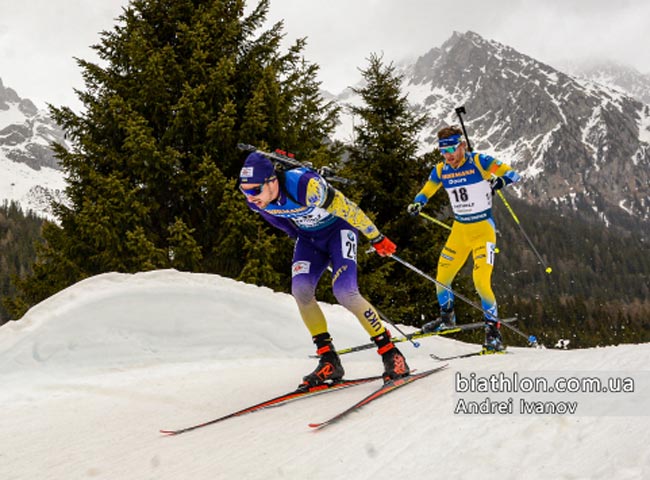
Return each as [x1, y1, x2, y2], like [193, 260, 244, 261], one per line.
[1, 270, 649, 480]
[560, 60, 650, 107]
[0, 152, 67, 219]
[0, 77, 68, 219]
[333, 31, 650, 233]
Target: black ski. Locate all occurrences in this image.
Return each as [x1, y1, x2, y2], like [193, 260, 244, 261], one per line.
[430, 349, 509, 361]
[160, 374, 382, 436]
[308, 365, 448, 430]
[323, 317, 518, 356]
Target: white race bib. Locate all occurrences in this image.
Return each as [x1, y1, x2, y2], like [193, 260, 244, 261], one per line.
[447, 181, 492, 216]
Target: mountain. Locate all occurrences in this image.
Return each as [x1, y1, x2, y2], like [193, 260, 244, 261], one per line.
[333, 31, 650, 236]
[0, 77, 68, 220]
[559, 59, 650, 106]
[2, 270, 649, 479]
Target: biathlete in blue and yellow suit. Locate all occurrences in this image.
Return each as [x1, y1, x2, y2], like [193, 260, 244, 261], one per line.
[239, 151, 410, 387]
[407, 126, 520, 351]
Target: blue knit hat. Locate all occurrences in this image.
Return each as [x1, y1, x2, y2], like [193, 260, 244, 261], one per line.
[239, 152, 276, 184]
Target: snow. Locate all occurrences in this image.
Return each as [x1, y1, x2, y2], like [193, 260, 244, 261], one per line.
[619, 199, 634, 215]
[404, 80, 445, 108]
[2, 269, 650, 480]
[541, 70, 560, 84]
[638, 105, 650, 145]
[581, 106, 606, 169]
[0, 101, 69, 219]
[0, 102, 28, 126]
[0, 151, 67, 220]
[517, 123, 562, 178]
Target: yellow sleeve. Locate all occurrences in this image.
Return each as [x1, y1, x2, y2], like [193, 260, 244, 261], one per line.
[414, 163, 443, 203]
[324, 188, 381, 241]
[478, 153, 516, 179]
[420, 179, 443, 199]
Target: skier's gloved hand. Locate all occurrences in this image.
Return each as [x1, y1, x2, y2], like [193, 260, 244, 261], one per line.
[407, 202, 424, 216]
[371, 234, 397, 257]
[489, 177, 506, 196]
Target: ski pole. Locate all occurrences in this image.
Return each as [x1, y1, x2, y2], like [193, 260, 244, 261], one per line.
[374, 307, 421, 349]
[454, 107, 550, 274]
[496, 190, 552, 274]
[418, 211, 501, 252]
[389, 254, 539, 347]
[419, 212, 452, 231]
[328, 263, 420, 348]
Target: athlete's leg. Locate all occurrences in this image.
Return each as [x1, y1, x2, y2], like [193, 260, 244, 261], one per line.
[329, 228, 410, 380]
[328, 228, 384, 337]
[436, 222, 472, 313]
[471, 219, 498, 320]
[291, 237, 331, 336]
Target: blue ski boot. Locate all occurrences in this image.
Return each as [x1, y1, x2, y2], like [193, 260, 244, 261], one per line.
[483, 321, 505, 352]
[421, 309, 457, 333]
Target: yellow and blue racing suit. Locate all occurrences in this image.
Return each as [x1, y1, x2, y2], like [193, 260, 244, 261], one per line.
[414, 152, 520, 321]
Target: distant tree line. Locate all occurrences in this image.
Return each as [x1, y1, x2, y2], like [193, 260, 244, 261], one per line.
[491, 197, 650, 347]
[0, 201, 44, 323]
[3, 0, 649, 348]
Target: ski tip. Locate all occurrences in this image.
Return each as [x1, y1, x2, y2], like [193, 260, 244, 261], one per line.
[308, 423, 323, 429]
[159, 429, 178, 436]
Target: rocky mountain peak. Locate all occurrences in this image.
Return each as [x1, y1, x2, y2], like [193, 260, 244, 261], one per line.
[0, 77, 68, 220]
[0, 77, 67, 171]
[335, 31, 650, 235]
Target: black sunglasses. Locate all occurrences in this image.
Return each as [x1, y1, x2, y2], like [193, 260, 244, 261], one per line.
[239, 177, 276, 197]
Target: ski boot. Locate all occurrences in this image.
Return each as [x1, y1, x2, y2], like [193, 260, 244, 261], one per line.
[299, 332, 345, 391]
[483, 320, 506, 352]
[421, 309, 457, 333]
[372, 331, 410, 383]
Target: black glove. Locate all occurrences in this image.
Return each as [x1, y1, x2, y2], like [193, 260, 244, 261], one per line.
[407, 202, 424, 216]
[489, 177, 506, 196]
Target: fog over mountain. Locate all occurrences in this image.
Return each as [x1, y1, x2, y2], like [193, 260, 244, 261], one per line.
[557, 59, 650, 106]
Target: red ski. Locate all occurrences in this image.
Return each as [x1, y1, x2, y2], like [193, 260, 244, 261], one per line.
[160, 374, 383, 436]
[308, 365, 448, 430]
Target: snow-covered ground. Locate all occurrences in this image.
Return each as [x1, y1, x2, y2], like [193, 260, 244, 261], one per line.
[1, 270, 649, 480]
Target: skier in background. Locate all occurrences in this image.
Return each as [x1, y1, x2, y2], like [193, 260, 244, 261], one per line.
[239, 151, 410, 388]
[407, 126, 520, 352]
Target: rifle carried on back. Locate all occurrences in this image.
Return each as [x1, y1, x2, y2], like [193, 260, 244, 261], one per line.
[237, 143, 352, 185]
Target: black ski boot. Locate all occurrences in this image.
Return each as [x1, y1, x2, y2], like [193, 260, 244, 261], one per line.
[421, 309, 457, 333]
[372, 331, 410, 383]
[483, 321, 505, 352]
[299, 332, 344, 391]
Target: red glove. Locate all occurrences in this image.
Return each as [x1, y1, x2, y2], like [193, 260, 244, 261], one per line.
[371, 235, 396, 257]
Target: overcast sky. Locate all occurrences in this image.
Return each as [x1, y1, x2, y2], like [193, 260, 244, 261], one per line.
[1, 0, 649, 111]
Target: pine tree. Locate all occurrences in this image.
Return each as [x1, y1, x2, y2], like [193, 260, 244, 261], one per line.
[0, 202, 45, 324]
[8, 0, 338, 316]
[338, 53, 450, 326]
